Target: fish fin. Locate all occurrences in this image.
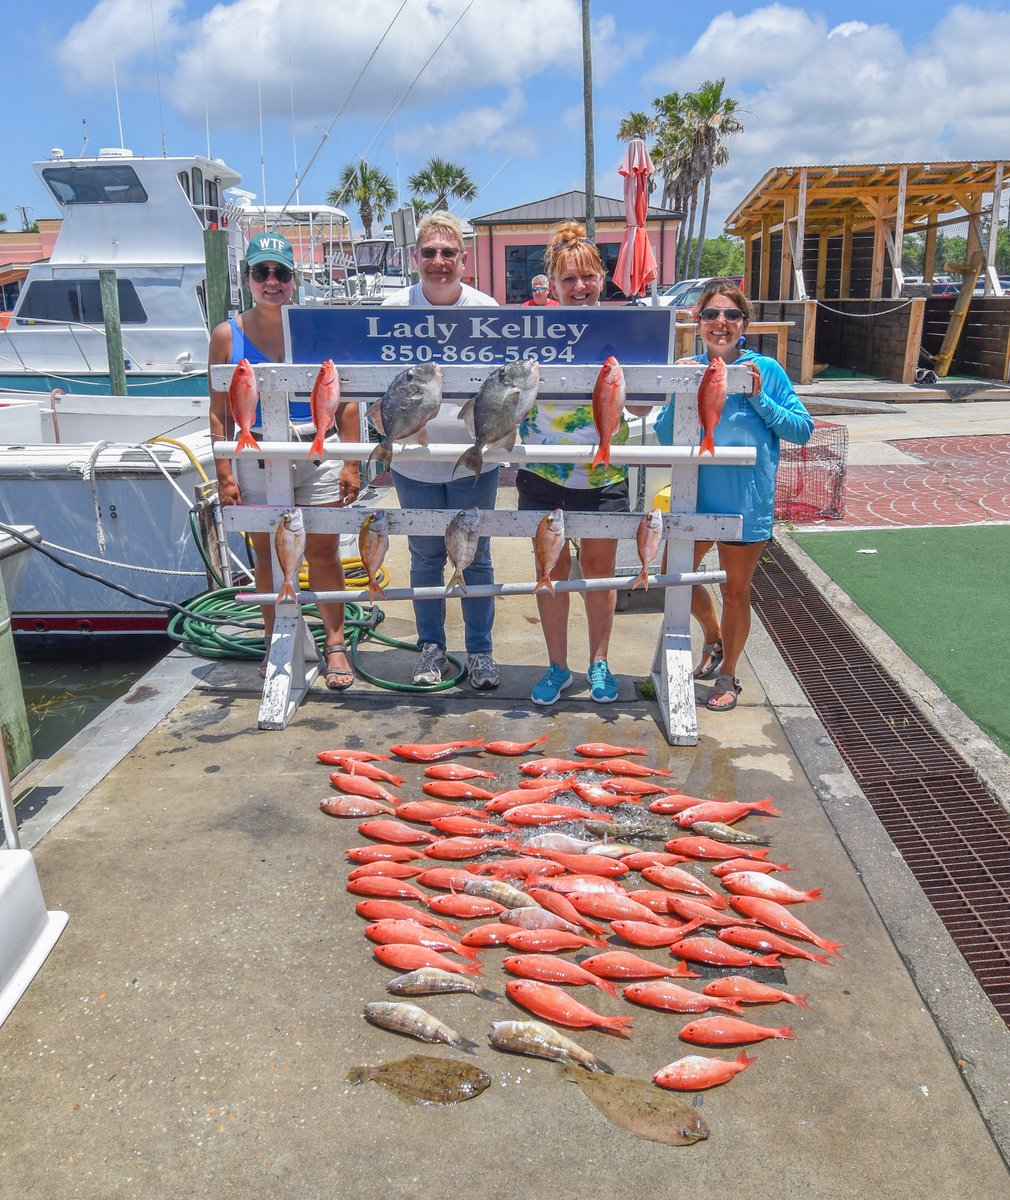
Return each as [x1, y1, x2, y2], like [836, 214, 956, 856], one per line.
[453, 447, 482, 478]
[416, 428, 430, 446]
[591, 441, 610, 469]
[235, 429, 261, 453]
[445, 568, 467, 595]
[457, 1037, 480, 1054]
[533, 576, 556, 596]
[630, 567, 649, 591]
[277, 579, 299, 603]
[699, 430, 715, 456]
[307, 432, 326, 462]
[368, 442, 392, 471]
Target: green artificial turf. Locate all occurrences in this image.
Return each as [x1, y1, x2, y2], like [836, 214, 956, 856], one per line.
[791, 526, 1010, 755]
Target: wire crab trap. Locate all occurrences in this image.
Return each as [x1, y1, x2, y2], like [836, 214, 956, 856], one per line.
[775, 418, 848, 523]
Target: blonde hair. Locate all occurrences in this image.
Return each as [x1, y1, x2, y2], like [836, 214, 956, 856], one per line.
[416, 210, 465, 250]
[544, 221, 604, 282]
[696, 278, 753, 320]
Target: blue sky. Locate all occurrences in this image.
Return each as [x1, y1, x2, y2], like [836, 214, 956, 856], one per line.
[3, 0, 1008, 237]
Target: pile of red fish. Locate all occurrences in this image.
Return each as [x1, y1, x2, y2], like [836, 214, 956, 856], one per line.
[321, 734, 842, 1092]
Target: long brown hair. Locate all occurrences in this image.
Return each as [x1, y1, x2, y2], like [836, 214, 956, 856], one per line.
[696, 278, 753, 320]
[544, 221, 605, 283]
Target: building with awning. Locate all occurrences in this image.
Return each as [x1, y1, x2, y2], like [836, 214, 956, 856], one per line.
[470, 190, 682, 305]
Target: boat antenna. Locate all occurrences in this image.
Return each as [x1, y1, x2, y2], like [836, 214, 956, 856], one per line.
[149, 0, 168, 155]
[271, 0, 410, 222]
[203, 41, 212, 159]
[257, 31, 268, 214]
[289, 67, 300, 205]
[322, 0, 478, 217]
[79, 118, 89, 158]
[112, 57, 125, 148]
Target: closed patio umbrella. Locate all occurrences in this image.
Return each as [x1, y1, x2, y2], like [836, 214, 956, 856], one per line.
[613, 138, 658, 299]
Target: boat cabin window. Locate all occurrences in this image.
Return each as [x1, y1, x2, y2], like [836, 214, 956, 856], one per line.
[205, 179, 219, 227]
[16, 279, 147, 326]
[178, 171, 191, 200]
[41, 164, 149, 205]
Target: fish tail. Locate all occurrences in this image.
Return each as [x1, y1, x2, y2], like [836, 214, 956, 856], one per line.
[777, 1027, 798, 1041]
[277, 579, 299, 603]
[533, 575, 556, 596]
[819, 939, 845, 958]
[445, 568, 467, 595]
[754, 798, 783, 816]
[476, 985, 502, 1001]
[595, 979, 619, 998]
[368, 442, 392, 471]
[805, 889, 827, 901]
[601, 1016, 634, 1038]
[368, 578, 386, 600]
[671, 961, 701, 978]
[630, 567, 649, 592]
[456, 1036, 480, 1055]
[698, 430, 715, 457]
[307, 431, 326, 462]
[453, 446, 483, 478]
[592, 441, 610, 469]
[757, 953, 782, 968]
[792, 994, 814, 1011]
[236, 428, 261, 453]
[737, 1050, 758, 1067]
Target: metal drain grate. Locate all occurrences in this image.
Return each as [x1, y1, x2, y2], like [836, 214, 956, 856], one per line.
[752, 541, 1010, 1026]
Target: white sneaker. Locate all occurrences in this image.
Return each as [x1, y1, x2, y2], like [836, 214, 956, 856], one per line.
[413, 642, 449, 686]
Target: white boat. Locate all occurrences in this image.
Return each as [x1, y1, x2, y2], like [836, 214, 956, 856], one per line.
[0, 147, 241, 396]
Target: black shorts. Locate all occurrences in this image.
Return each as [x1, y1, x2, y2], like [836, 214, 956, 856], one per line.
[516, 469, 630, 514]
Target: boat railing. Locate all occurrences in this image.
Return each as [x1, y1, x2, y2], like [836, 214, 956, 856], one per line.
[0, 316, 206, 377]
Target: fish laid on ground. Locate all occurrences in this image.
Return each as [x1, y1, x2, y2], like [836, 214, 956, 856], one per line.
[574, 742, 647, 758]
[326, 757, 404, 786]
[228, 358, 260, 452]
[669, 936, 781, 970]
[428, 894, 508, 920]
[330, 775, 402, 804]
[567, 780, 640, 809]
[537, 850, 630, 878]
[483, 735, 549, 755]
[355, 899, 460, 933]
[364, 920, 480, 962]
[489, 1020, 613, 1074]
[697, 355, 727, 456]
[632, 509, 663, 590]
[355, 816, 434, 842]
[568, 892, 670, 926]
[702, 976, 813, 1010]
[606, 778, 680, 797]
[372, 943, 483, 976]
[274, 508, 306, 602]
[422, 780, 498, 801]
[429, 815, 506, 838]
[346, 876, 429, 901]
[386, 967, 500, 1001]
[347, 1053, 490, 1105]
[609, 920, 699, 949]
[424, 763, 498, 781]
[717, 925, 833, 966]
[466, 857, 564, 881]
[679, 1015, 797, 1047]
[455, 358, 541, 477]
[728, 896, 845, 957]
[653, 1050, 756, 1092]
[317, 749, 390, 764]
[362, 998, 479, 1056]
[461, 923, 518, 948]
[358, 512, 389, 600]
[590, 356, 626, 469]
[347, 861, 425, 881]
[588, 758, 674, 779]
[504, 928, 607, 953]
[534, 875, 627, 897]
[533, 508, 565, 595]
[641, 865, 728, 906]
[503, 954, 618, 997]
[346, 844, 425, 864]
[664, 896, 750, 929]
[423, 836, 519, 861]
[505, 979, 634, 1038]
[720, 871, 825, 905]
[396, 800, 486, 824]
[320, 796, 395, 818]
[559, 1065, 710, 1145]
[689, 821, 770, 845]
[711, 856, 792, 876]
[523, 831, 598, 853]
[389, 738, 484, 762]
[674, 797, 782, 829]
[368, 363, 444, 471]
[666, 836, 771, 862]
[415, 867, 473, 891]
[620, 851, 693, 870]
[580, 951, 699, 982]
[622, 981, 744, 1015]
[524, 888, 607, 937]
[498, 908, 583, 935]
[520, 757, 590, 776]
[444, 508, 482, 594]
[502, 803, 613, 828]
[307, 359, 341, 460]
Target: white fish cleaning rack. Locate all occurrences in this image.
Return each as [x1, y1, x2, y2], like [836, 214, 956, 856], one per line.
[211, 360, 755, 743]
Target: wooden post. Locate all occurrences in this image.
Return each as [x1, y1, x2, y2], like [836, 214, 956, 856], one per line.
[792, 167, 808, 300]
[800, 300, 817, 385]
[98, 269, 128, 397]
[924, 217, 938, 283]
[759, 215, 772, 300]
[840, 215, 853, 299]
[985, 164, 1005, 295]
[779, 194, 795, 300]
[816, 233, 828, 299]
[902, 298, 926, 384]
[933, 252, 984, 376]
[870, 209, 887, 299]
[203, 228, 232, 331]
[892, 166, 908, 297]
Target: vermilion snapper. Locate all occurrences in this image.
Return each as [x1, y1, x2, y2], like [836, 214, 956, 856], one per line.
[363, 919, 480, 962]
[591, 356, 626, 469]
[533, 508, 565, 595]
[227, 358, 260, 452]
[678, 1015, 796, 1046]
[674, 797, 783, 829]
[567, 780, 641, 808]
[668, 937, 781, 969]
[422, 780, 498, 801]
[395, 801, 489, 824]
[428, 815, 509, 838]
[345, 844, 424, 864]
[580, 951, 699, 982]
[536, 850, 630, 877]
[372, 943, 483, 976]
[568, 892, 673, 926]
[427, 894, 508, 919]
[505, 979, 633, 1038]
[609, 920, 700, 949]
[414, 867, 473, 891]
[389, 738, 484, 762]
[345, 876, 428, 901]
[504, 928, 608, 953]
[501, 803, 613, 827]
[697, 355, 727, 457]
[354, 899, 460, 933]
[347, 862, 425, 881]
[524, 888, 607, 937]
[320, 796, 395, 818]
[622, 981, 744, 1016]
[355, 818, 436, 845]
[503, 954, 618, 997]
[665, 836, 771, 862]
[329, 775, 401, 804]
[307, 359, 341, 461]
[640, 865, 728, 906]
[653, 1050, 756, 1091]
[483, 735, 549, 755]
[423, 837, 520, 860]
[324, 757, 404, 786]
[424, 764, 498, 781]
[519, 757, 590, 777]
[587, 758, 674, 779]
[728, 896, 845, 957]
[317, 749, 390, 764]
[632, 509, 663, 591]
[719, 871, 825, 905]
[702, 976, 813, 1010]
[710, 857, 793, 877]
[716, 925, 833, 966]
[574, 741, 646, 758]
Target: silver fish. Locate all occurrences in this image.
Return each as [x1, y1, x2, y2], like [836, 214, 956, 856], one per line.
[444, 507, 482, 594]
[583, 841, 646, 859]
[274, 508, 306, 603]
[385, 968, 500, 1001]
[368, 363, 444, 470]
[690, 820, 769, 845]
[462, 877, 534, 910]
[489, 1019, 613, 1074]
[522, 832, 597, 854]
[363, 1001, 478, 1053]
[454, 358, 540, 478]
[498, 907, 584, 935]
[358, 511, 389, 600]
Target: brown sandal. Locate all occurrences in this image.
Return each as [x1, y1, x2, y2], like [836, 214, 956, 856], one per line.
[323, 643, 354, 692]
[693, 639, 724, 680]
[706, 674, 740, 711]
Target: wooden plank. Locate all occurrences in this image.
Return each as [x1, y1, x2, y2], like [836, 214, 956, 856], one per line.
[793, 167, 808, 300]
[892, 165, 908, 298]
[902, 298, 926, 385]
[257, 599, 320, 731]
[933, 253, 985, 376]
[800, 301, 818, 385]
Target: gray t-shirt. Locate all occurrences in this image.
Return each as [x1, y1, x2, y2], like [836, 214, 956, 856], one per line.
[381, 283, 498, 482]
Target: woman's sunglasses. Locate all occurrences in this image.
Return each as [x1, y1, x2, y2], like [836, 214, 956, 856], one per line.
[699, 307, 744, 322]
[249, 263, 294, 283]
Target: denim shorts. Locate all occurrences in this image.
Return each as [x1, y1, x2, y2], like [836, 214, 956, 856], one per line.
[516, 469, 630, 514]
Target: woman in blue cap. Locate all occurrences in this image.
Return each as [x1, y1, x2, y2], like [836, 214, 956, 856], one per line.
[209, 232, 361, 689]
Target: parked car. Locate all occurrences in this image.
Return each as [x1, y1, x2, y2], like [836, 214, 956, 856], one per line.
[931, 282, 960, 297]
[643, 275, 744, 310]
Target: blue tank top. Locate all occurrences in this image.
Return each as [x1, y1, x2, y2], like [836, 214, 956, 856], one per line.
[228, 316, 310, 425]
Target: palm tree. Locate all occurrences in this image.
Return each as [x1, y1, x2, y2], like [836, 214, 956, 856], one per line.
[0, 211, 7, 231]
[650, 92, 696, 275]
[408, 157, 477, 214]
[617, 111, 654, 143]
[685, 79, 745, 276]
[582, 0, 595, 239]
[329, 160, 395, 239]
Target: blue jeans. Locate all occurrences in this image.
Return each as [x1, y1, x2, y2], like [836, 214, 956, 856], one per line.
[390, 467, 498, 654]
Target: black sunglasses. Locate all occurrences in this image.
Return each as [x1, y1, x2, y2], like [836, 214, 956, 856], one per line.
[249, 263, 294, 283]
[419, 246, 460, 261]
[699, 306, 744, 322]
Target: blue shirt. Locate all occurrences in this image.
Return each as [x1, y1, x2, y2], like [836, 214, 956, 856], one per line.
[654, 348, 813, 542]
[228, 317, 311, 427]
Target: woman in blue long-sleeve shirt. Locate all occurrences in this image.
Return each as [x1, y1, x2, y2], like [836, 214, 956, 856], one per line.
[655, 280, 813, 711]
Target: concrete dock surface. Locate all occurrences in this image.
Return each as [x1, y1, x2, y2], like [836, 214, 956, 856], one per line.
[4, 397, 1010, 1198]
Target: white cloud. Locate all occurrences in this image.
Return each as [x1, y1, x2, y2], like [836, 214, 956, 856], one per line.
[56, 0, 186, 87]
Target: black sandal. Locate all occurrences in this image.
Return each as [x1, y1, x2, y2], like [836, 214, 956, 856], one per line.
[693, 639, 724, 680]
[706, 674, 740, 711]
[323, 643, 354, 692]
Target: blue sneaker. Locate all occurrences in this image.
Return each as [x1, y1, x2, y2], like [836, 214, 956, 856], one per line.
[587, 659, 618, 704]
[531, 663, 573, 706]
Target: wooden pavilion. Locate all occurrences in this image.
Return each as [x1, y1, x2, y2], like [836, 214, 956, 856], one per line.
[722, 161, 1010, 386]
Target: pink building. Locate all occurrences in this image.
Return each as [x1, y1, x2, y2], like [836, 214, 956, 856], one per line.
[0, 219, 60, 322]
[469, 190, 682, 304]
